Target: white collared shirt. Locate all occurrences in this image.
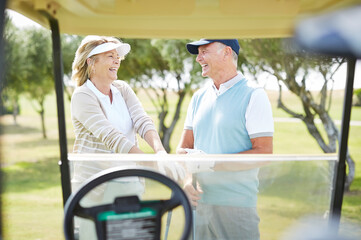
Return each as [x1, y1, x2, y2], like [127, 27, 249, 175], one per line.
[86, 80, 135, 145]
[211, 73, 245, 96]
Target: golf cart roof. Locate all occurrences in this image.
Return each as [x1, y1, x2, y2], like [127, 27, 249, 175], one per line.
[6, 0, 360, 38]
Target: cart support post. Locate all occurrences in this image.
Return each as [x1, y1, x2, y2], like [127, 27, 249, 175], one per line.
[47, 16, 72, 206]
[0, 1, 7, 239]
[329, 57, 356, 230]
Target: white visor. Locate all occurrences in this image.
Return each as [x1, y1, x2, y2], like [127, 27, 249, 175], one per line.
[87, 42, 131, 58]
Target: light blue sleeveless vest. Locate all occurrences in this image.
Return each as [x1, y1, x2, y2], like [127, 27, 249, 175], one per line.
[191, 78, 259, 207]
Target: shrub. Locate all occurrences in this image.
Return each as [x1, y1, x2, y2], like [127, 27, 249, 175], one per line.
[354, 88, 361, 106]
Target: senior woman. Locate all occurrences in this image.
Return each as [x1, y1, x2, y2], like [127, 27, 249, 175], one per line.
[70, 35, 184, 239]
[71, 35, 163, 155]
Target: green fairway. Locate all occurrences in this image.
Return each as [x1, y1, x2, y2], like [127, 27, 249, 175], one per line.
[1, 89, 360, 239]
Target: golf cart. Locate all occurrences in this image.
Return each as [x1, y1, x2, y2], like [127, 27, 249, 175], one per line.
[1, 0, 360, 239]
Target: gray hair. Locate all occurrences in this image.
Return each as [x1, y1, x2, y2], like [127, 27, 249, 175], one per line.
[216, 42, 238, 66]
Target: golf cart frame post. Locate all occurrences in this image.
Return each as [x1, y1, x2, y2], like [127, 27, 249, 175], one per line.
[330, 57, 356, 228]
[0, 0, 358, 236]
[46, 14, 72, 206]
[0, 0, 7, 239]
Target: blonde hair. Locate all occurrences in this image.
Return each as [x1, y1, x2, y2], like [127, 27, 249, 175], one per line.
[71, 35, 122, 87]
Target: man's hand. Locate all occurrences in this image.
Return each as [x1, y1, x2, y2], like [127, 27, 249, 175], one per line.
[184, 148, 205, 155]
[183, 179, 202, 207]
[184, 148, 215, 173]
[186, 160, 215, 173]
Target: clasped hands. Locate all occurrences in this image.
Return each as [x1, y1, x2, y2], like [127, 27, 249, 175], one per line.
[183, 148, 215, 173]
[156, 150, 185, 181]
[156, 149, 215, 181]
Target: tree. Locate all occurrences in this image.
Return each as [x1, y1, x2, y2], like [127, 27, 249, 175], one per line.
[118, 39, 169, 92]
[150, 39, 204, 152]
[22, 27, 54, 139]
[2, 14, 27, 123]
[119, 39, 203, 152]
[238, 38, 355, 190]
[61, 34, 83, 101]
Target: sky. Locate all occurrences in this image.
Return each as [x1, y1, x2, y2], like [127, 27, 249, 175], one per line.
[6, 9, 41, 28]
[6, 9, 361, 91]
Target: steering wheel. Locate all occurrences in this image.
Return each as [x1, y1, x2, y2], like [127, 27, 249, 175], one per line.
[63, 166, 192, 240]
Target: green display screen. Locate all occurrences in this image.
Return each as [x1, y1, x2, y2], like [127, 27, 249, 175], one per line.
[98, 208, 156, 221]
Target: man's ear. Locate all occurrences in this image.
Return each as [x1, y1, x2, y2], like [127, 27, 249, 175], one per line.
[225, 46, 233, 56]
[224, 46, 232, 59]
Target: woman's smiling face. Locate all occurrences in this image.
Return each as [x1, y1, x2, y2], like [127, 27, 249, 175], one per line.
[92, 49, 121, 82]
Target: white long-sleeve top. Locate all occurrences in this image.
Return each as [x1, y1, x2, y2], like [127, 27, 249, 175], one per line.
[71, 80, 156, 154]
[70, 80, 156, 196]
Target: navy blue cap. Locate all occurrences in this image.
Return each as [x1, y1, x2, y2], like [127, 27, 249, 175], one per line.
[186, 39, 240, 55]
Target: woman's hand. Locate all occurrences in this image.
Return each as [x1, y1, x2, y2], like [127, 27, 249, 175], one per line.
[156, 151, 186, 181]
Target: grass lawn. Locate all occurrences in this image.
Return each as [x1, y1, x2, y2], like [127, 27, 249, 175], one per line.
[1, 89, 361, 239]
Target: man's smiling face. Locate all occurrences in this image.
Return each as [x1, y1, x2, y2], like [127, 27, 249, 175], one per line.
[196, 42, 225, 78]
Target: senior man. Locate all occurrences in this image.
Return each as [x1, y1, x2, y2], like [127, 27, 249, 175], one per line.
[177, 39, 274, 240]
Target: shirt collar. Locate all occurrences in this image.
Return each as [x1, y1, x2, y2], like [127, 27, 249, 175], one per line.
[110, 83, 120, 96]
[211, 73, 245, 96]
[86, 80, 120, 100]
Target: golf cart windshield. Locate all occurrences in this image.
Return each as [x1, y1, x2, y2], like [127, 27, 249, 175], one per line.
[68, 154, 338, 239]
